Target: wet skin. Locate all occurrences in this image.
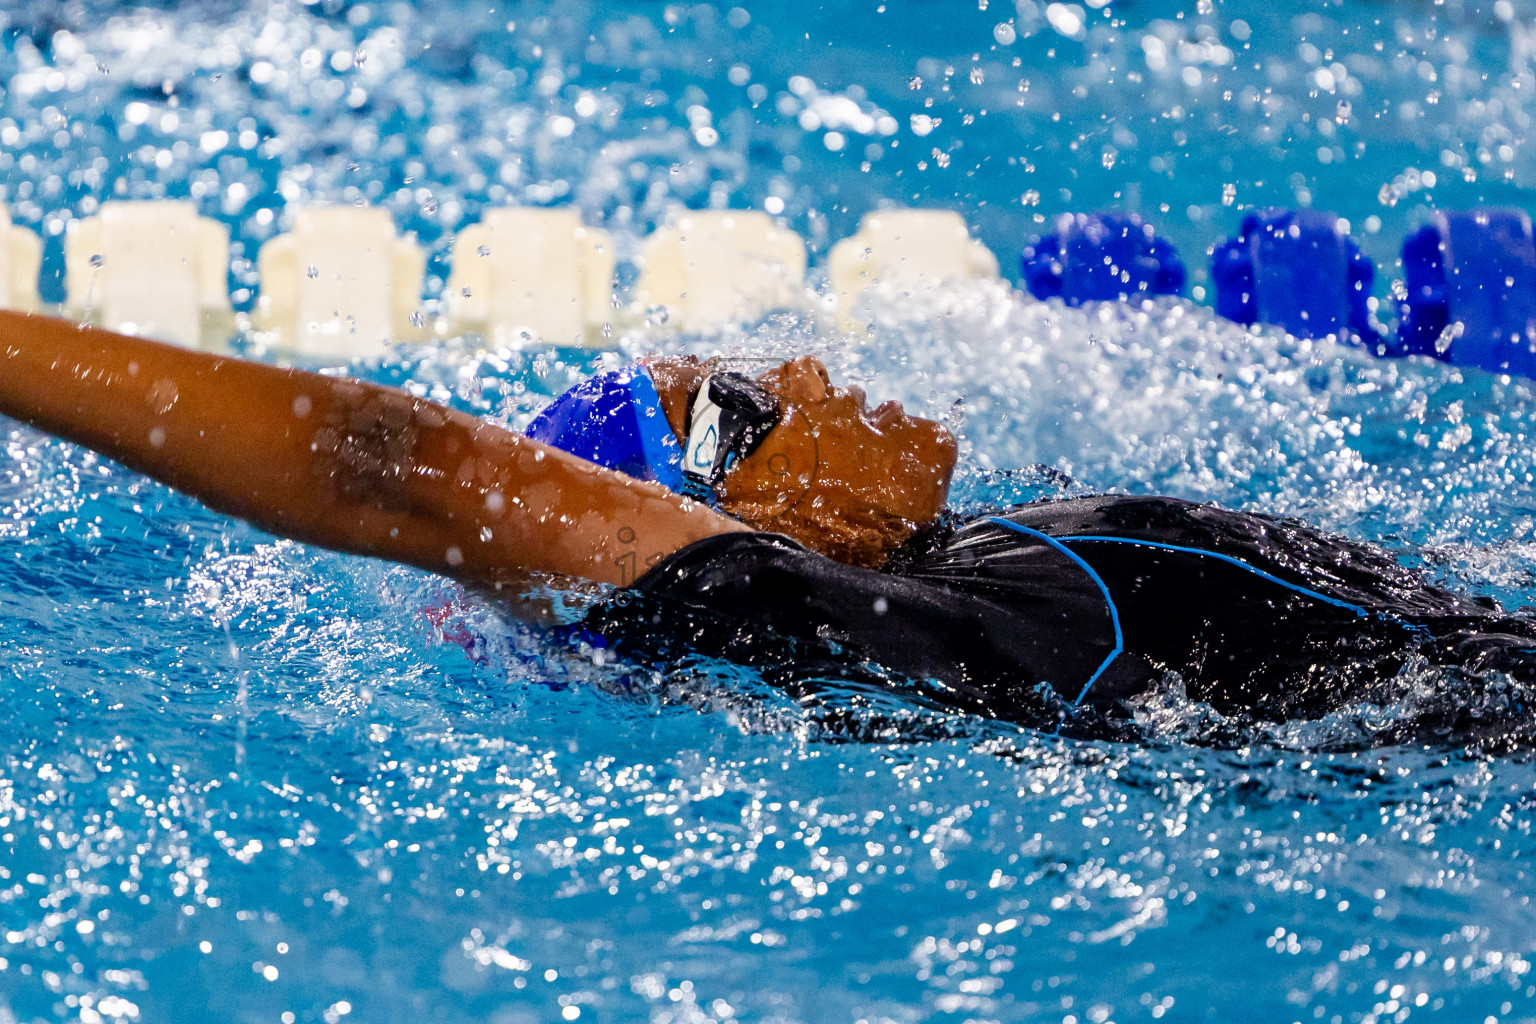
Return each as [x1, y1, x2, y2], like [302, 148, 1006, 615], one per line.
[732, 355, 957, 526]
[0, 311, 956, 586]
[650, 354, 959, 564]
[0, 311, 741, 588]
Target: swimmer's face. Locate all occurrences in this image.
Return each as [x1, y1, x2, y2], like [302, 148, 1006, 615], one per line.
[717, 356, 958, 565]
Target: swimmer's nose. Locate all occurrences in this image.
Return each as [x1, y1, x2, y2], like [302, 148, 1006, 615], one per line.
[777, 356, 830, 402]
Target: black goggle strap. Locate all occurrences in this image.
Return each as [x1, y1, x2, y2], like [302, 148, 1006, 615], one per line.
[679, 373, 779, 502]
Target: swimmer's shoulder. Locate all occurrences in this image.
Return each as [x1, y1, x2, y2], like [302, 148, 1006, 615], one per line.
[885, 494, 1210, 571]
[628, 498, 1147, 602]
[629, 529, 816, 593]
[625, 494, 1179, 587]
[615, 509, 1122, 705]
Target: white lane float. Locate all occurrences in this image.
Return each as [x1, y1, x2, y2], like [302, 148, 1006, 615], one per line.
[635, 210, 808, 333]
[828, 209, 1000, 330]
[254, 206, 425, 359]
[65, 200, 231, 349]
[0, 206, 42, 315]
[446, 207, 615, 347]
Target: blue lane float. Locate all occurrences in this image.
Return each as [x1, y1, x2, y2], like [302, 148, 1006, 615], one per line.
[523, 364, 685, 490]
[1210, 209, 1381, 342]
[1398, 208, 1536, 377]
[1021, 212, 1185, 305]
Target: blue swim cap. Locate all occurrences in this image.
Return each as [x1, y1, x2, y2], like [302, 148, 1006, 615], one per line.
[524, 364, 685, 491]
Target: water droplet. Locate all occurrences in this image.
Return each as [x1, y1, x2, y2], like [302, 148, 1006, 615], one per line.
[306, 264, 319, 278]
[908, 76, 923, 91]
[970, 67, 984, 85]
[477, 245, 491, 257]
[946, 397, 967, 430]
[1435, 321, 1463, 355]
[1222, 183, 1237, 206]
[89, 254, 104, 269]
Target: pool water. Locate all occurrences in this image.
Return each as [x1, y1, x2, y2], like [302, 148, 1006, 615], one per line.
[4, 1, 1536, 1022]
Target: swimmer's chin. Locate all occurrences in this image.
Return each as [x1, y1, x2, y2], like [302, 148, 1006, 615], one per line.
[726, 501, 924, 568]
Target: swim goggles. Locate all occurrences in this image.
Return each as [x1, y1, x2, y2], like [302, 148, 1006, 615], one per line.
[524, 363, 779, 503]
[677, 371, 779, 501]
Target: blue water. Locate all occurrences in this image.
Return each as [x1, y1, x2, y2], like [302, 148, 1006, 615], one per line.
[5, 1, 1536, 1022]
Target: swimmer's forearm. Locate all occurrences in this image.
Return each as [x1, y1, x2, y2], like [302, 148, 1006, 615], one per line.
[0, 312, 744, 585]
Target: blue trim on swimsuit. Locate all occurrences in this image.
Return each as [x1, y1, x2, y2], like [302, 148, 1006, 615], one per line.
[986, 517, 1124, 706]
[1056, 535, 1372, 618]
[987, 516, 1382, 705]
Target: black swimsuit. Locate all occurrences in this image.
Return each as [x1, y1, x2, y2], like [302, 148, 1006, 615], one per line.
[579, 495, 1536, 738]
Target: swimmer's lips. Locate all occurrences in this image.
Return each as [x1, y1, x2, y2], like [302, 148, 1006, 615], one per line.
[866, 399, 906, 432]
[842, 384, 909, 433]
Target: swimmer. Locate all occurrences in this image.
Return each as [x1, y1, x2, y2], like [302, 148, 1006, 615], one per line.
[1, 310, 1532, 746]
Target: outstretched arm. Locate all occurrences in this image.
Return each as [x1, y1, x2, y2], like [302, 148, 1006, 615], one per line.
[0, 311, 747, 586]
